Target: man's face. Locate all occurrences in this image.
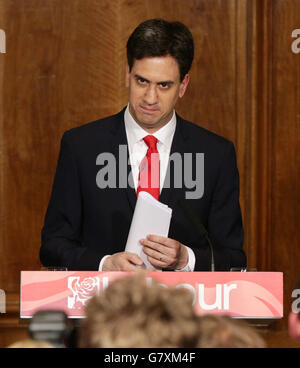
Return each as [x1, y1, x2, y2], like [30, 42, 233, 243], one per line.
[126, 55, 190, 133]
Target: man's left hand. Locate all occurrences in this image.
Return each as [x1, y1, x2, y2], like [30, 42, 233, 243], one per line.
[140, 235, 188, 270]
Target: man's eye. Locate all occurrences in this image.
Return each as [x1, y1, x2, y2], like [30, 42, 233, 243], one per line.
[137, 78, 147, 84]
[159, 82, 170, 89]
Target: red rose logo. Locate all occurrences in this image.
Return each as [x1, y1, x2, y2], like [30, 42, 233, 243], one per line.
[68, 277, 100, 309]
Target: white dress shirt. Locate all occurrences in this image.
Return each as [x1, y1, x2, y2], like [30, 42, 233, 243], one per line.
[99, 105, 195, 271]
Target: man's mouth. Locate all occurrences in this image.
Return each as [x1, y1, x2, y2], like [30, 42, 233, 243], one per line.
[139, 105, 160, 114]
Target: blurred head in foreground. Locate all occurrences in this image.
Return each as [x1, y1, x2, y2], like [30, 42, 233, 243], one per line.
[197, 314, 266, 348]
[7, 339, 54, 348]
[79, 274, 200, 348]
[288, 277, 300, 341]
[288, 311, 300, 341]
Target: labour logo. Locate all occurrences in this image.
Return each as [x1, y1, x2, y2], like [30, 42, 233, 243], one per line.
[68, 277, 100, 310]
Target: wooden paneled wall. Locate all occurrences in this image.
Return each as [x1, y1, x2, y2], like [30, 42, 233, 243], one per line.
[0, 0, 299, 347]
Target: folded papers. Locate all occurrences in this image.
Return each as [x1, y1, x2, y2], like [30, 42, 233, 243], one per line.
[125, 191, 172, 269]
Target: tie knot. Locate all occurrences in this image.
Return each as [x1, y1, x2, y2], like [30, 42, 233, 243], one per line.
[143, 135, 158, 149]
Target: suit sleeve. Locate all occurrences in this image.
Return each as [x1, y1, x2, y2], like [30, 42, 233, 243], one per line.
[40, 132, 103, 270]
[193, 142, 247, 271]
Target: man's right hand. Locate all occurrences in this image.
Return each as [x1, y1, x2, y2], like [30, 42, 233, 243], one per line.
[102, 252, 145, 271]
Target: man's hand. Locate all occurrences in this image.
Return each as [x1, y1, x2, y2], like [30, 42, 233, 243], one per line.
[102, 252, 145, 271]
[140, 235, 188, 270]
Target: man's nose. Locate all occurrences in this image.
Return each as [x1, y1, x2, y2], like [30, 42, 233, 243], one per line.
[143, 84, 158, 105]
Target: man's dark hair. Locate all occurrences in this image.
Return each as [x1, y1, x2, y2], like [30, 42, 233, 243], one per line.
[126, 19, 194, 82]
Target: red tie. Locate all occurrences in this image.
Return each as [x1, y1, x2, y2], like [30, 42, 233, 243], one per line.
[137, 135, 160, 200]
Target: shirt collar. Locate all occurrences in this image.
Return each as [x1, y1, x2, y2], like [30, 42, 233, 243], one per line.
[124, 104, 176, 147]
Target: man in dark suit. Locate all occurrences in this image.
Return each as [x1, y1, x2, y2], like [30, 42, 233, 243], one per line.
[40, 19, 246, 271]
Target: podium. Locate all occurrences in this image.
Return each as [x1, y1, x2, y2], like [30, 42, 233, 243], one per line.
[20, 271, 283, 322]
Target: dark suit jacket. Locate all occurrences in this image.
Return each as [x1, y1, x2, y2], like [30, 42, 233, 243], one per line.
[40, 108, 246, 271]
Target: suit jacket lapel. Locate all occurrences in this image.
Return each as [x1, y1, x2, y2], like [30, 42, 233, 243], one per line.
[109, 108, 137, 211]
[159, 113, 190, 208]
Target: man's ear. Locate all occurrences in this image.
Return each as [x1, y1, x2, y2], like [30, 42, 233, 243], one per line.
[125, 64, 130, 88]
[179, 74, 190, 98]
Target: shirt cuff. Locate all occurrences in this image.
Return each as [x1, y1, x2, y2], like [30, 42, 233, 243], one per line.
[175, 246, 196, 272]
[98, 255, 111, 271]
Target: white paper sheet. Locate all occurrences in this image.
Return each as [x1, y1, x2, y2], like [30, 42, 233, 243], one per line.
[125, 191, 172, 269]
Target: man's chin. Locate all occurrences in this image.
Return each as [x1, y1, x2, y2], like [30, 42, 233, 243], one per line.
[134, 114, 161, 129]
[131, 107, 172, 131]
[140, 120, 163, 131]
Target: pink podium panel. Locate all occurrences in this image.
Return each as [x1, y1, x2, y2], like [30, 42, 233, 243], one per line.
[20, 271, 283, 319]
